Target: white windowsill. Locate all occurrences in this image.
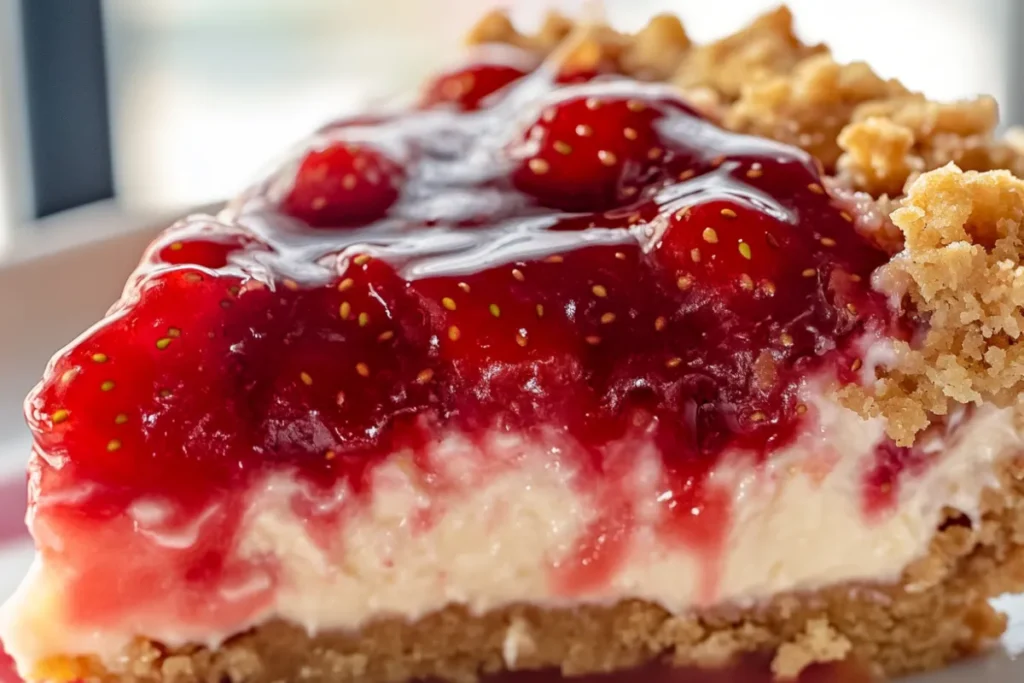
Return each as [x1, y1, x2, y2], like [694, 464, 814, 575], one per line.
[0, 199, 186, 268]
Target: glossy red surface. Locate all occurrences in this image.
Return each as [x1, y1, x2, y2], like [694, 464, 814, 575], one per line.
[420, 61, 532, 111]
[283, 142, 406, 227]
[0, 480, 26, 546]
[23, 52, 898, 622]
[0, 645, 17, 683]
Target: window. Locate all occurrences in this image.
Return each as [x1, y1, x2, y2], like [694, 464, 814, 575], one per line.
[0, 0, 1020, 247]
[21, 0, 113, 218]
[0, 1, 29, 250]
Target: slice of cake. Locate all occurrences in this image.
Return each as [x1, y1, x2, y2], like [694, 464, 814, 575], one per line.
[3, 7, 1024, 682]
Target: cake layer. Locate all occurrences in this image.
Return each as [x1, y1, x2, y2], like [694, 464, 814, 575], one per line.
[15, 454, 1024, 683]
[3, 389, 1019, 676]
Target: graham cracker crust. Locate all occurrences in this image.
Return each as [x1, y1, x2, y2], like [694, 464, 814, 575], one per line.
[39, 456, 1024, 683]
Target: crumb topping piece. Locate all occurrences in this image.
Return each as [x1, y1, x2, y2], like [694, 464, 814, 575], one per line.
[843, 164, 1024, 444]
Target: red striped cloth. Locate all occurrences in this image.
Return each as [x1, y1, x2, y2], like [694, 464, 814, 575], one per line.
[0, 646, 16, 683]
[0, 478, 26, 547]
[0, 472, 26, 683]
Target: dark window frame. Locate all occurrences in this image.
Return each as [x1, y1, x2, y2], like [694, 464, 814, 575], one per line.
[20, 0, 112, 218]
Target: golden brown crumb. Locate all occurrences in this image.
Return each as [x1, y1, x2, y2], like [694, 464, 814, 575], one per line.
[837, 96, 1024, 194]
[619, 15, 690, 82]
[724, 54, 906, 170]
[843, 164, 1024, 444]
[673, 7, 826, 101]
[466, 10, 692, 86]
[464, 10, 574, 53]
[836, 117, 920, 196]
[463, 10, 519, 47]
[770, 620, 851, 680]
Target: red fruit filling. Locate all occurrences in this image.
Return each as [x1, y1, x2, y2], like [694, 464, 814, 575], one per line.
[149, 221, 270, 269]
[280, 142, 404, 227]
[420, 61, 531, 111]
[26, 61, 909, 620]
[509, 87, 702, 210]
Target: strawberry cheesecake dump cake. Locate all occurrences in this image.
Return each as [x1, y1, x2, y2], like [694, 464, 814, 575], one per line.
[4, 7, 1024, 683]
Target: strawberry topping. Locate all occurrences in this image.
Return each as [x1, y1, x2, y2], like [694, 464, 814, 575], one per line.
[150, 221, 270, 269]
[280, 142, 404, 227]
[508, 87, 700, 210]
[420, 62, 531, 111]
[26, 63, 903, 620]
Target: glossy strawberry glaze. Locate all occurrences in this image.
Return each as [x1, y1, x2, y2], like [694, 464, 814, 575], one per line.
[25, 51, 903, 628]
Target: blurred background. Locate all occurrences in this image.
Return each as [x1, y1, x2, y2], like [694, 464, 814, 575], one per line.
[0, 0, 1020, 240]
[0, 0, 1022, 448]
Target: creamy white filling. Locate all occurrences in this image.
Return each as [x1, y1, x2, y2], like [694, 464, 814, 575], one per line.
[1, 391, 1020, 675]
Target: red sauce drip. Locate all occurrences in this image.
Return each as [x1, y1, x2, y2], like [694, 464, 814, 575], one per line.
[0, 478, 27, 545]
[862, 431, 937, 521]
[25, 52, 896, 624]
[554, 501, 635, 595]
[0, 645, 17, 683]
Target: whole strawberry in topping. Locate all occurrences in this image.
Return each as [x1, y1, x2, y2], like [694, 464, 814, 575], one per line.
[651, 161, 890, 364]
[408, 254, 587, 428]
[281, 142, 404, 228]
[655, 198, 795, 297]
[150, 223, 270, 269]
[28, 268, 259, 499]
[249, 255, 437, 467]
[420, 62, 530, 111]
[29, 255, 438, 503]
[407, 244, 687, 433]
[508, 87, 698, 211]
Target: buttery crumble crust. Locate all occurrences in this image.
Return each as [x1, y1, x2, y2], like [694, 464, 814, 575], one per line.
[37, 457, 1024, 683]
[26, 7, 1024, 683]
[840, 165, 1024, 445]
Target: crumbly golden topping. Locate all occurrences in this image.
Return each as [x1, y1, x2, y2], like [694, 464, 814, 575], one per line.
[724, 54, 906, 170]
[839, 96, 1024, 196]
[672, 7, 826, 101]
[467, 5, 1024, 445]
[770, 619, 851, 680]
[843, 165, 1024, 444]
